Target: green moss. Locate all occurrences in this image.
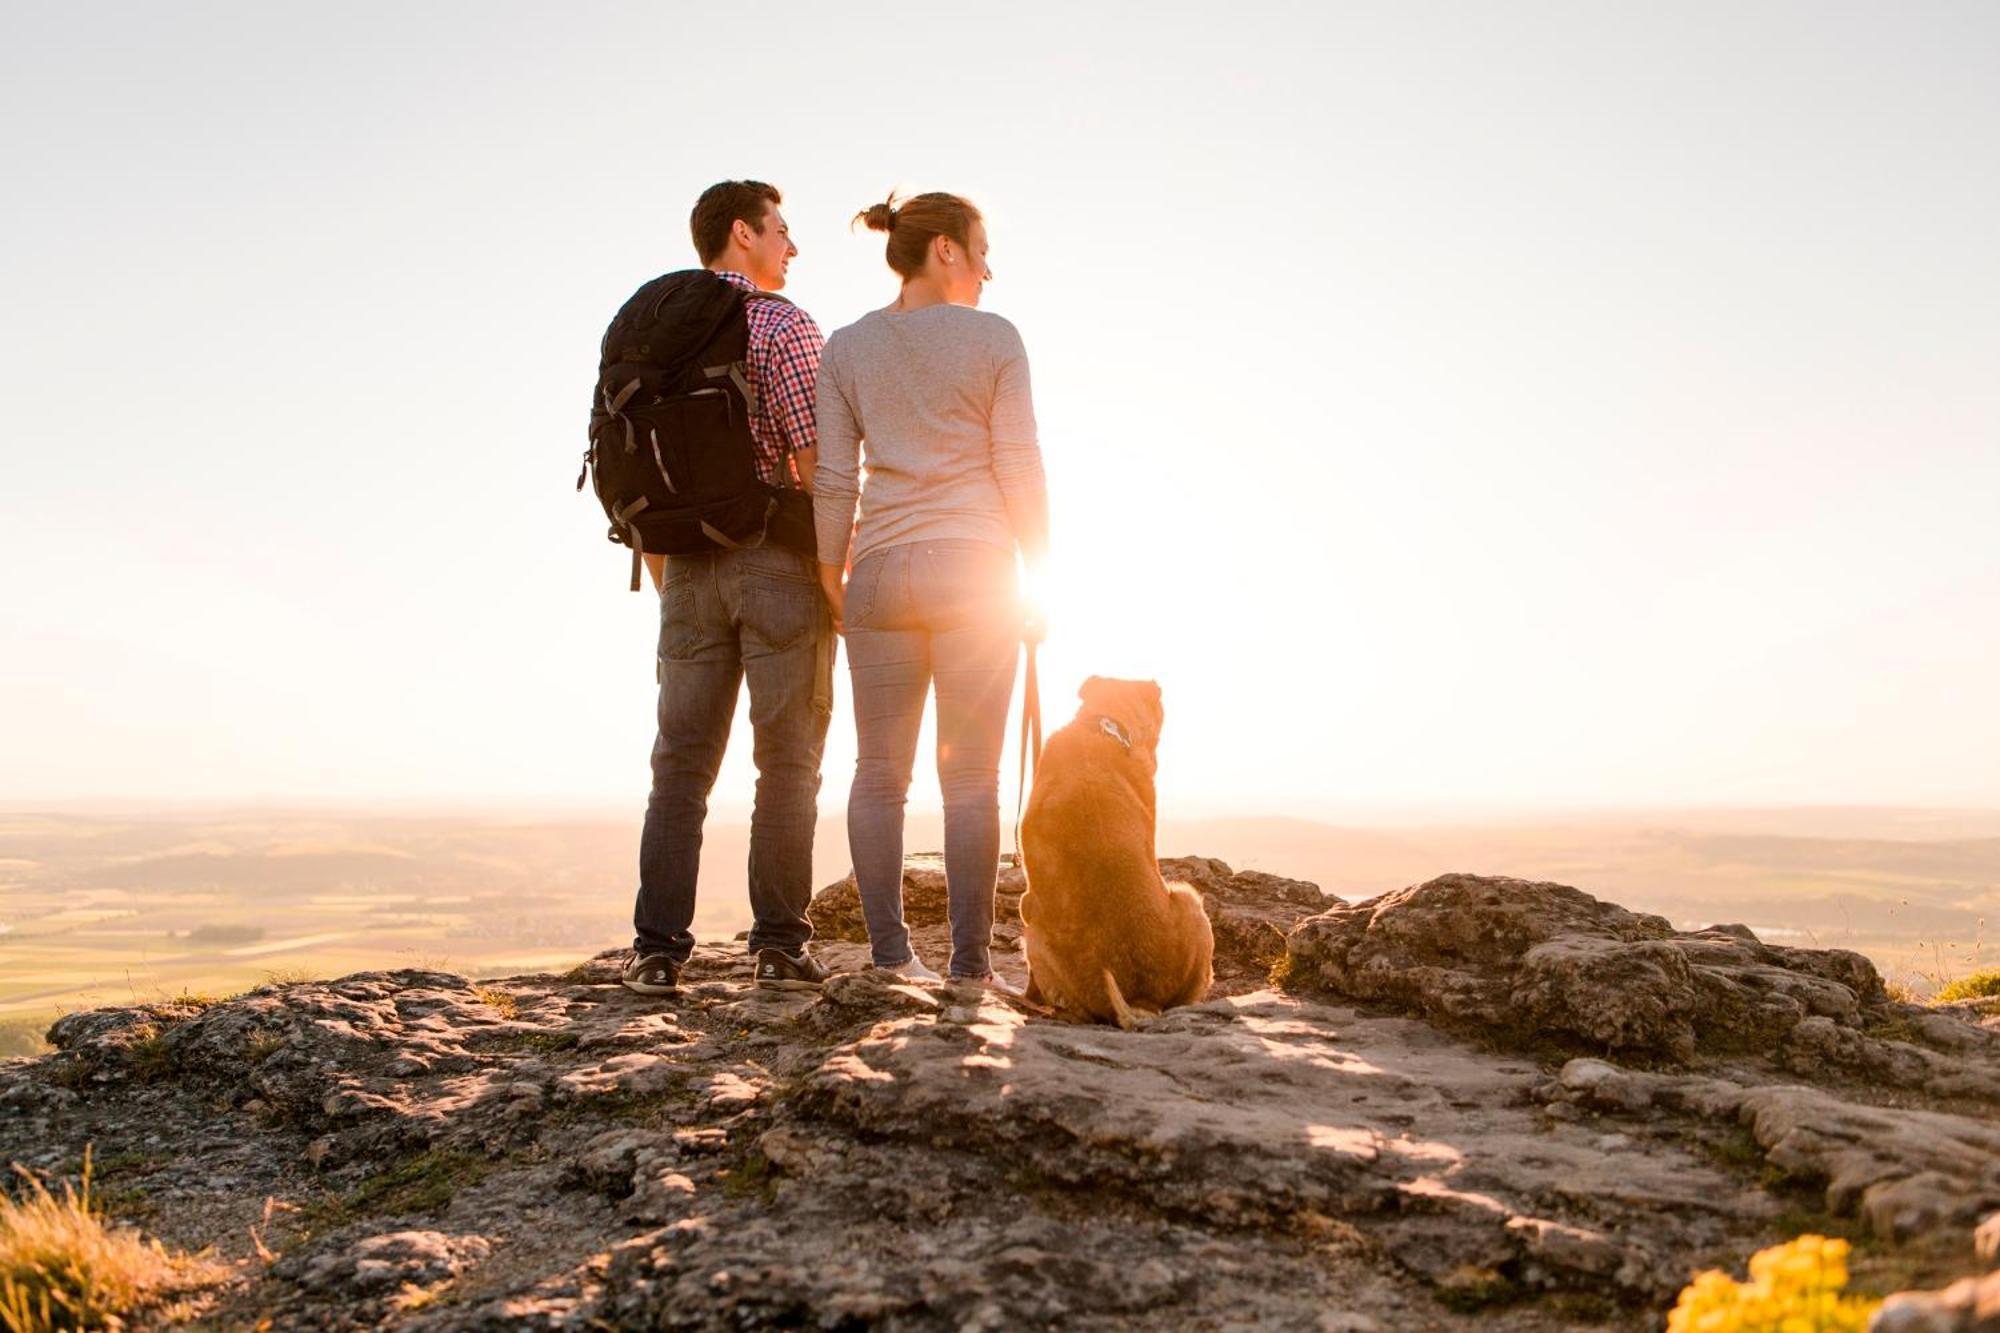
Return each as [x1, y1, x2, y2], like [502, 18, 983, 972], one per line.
[304, 1150, 493, 1232]
[1933, 969, 2000, 1004]
[88, 1151, 164, 1180]
[1865, 1019, 1918, 1045]
[1266, 952, 1303, 990]
[469, 1029, 578, 1055]
[719, 1152, 775, 1203]
[1699, 1125, 1767, 1177]
[523, 1031, 578, 1053]
[1434, 1264, 1521, 1313]
[1543, 1290, 1625, 1322]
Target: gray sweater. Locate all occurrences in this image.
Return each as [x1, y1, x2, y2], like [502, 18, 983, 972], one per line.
[812, 304, 1049, 569]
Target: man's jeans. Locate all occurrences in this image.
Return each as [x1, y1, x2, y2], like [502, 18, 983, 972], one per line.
[844, 540, 1019, 978]
[634, 544, 833, 963]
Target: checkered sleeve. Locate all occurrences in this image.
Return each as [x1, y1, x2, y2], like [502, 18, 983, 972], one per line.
[759, 308, 824, 460]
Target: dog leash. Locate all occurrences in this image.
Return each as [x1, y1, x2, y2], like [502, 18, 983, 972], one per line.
[1012, 638, 1042, 859]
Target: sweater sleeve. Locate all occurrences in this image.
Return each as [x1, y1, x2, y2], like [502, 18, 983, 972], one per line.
[812, 339, 863, 567]
[989, 319, 1049, 561]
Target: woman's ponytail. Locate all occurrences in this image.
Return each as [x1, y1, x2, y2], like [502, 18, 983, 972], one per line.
[853, 190, 980, 278]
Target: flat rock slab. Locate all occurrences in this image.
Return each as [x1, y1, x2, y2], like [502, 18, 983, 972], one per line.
[801, 988, 1767, 1297]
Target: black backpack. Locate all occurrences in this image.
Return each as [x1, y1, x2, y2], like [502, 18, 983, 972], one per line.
[578, 270, 810, 589]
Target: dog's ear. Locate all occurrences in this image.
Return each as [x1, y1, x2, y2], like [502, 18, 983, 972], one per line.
[1138, 680, 1165, 737]
[1078, 675, 1107, 703]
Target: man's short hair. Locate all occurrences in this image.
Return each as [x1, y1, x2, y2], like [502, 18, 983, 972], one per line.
[690, 180, 782, 265]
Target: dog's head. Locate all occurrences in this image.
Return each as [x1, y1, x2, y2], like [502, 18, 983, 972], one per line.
[1077, 676, 1164, 752]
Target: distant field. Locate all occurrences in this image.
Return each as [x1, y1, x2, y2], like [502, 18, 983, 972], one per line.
[3, 804, 1993, 1054]
[1160, 807, 1998, 994]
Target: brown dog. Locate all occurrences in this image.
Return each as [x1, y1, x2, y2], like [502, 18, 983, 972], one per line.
[1019, 676, 1214, 1027]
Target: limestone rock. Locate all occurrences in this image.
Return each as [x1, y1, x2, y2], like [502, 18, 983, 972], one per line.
[1284, 872, 1915, 1064]
[298, 1229, 493, 1294]
[1550, 1058, 2000, 1239]
[1159, 854, 1335, 981]
[807, 853, 1025, 943]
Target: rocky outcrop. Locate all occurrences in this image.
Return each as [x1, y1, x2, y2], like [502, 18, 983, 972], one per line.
[1279, 873, 2000, 1091]
[2, 860, 1996, 1330]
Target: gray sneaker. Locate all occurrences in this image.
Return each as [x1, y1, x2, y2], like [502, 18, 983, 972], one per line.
[754, 947, 830, 992]
[952, 972, 1023, 1000]
[622, 953, 681, 995]
[871, 954, 942, 983]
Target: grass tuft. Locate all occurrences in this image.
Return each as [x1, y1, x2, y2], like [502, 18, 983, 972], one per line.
[125, 1030, 176, 1084]
[0, 1149, 209, 1332]
[474, 988, 519, 1020]
[245, 1030, 287, 1064]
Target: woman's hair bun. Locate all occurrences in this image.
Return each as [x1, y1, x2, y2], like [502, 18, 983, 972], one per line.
[855, 196, 899, 233]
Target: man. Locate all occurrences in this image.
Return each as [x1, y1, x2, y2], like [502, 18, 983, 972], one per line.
[624, 180, 833, 996]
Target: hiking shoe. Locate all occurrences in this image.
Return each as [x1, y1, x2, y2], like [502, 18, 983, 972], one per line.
[754, 947, 830, 992]
[871, 954, 942, 983]
[622, 952, 681, 996]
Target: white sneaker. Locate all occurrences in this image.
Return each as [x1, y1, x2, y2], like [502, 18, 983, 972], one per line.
[873, 955, 942, 982]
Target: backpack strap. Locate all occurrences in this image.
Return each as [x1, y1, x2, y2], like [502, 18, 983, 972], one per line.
[612, 496, 650, 591]
[702, 363, 758, 419]
[602, 376, 643, 455]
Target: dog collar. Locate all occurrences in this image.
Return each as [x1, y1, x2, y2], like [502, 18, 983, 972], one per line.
[1090, 716, 1133, 752]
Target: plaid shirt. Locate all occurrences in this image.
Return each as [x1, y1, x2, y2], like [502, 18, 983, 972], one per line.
[716, 271, 823, 487]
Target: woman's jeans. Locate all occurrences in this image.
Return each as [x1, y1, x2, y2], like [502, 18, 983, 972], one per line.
[844, 541, 1020, 977]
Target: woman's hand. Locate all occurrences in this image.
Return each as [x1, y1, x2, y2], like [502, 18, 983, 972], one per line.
[1019, 555, 1049, 644]
[817, 561, 847, 634]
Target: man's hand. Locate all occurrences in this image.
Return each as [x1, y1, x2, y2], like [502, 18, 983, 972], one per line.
[817, 561, 846, 634]
[644, 553, 666, 593]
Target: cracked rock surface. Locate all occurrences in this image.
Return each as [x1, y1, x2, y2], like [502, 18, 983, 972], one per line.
[2, 863, 1995, 1329]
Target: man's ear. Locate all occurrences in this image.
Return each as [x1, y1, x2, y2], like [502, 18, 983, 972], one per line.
[731, 217, 757, 249]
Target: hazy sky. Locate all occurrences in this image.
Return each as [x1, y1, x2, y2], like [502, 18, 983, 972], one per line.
[3, 2, 1996, 815]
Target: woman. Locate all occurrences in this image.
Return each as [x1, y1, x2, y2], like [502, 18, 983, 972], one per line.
[813, 191, 1049, 983]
